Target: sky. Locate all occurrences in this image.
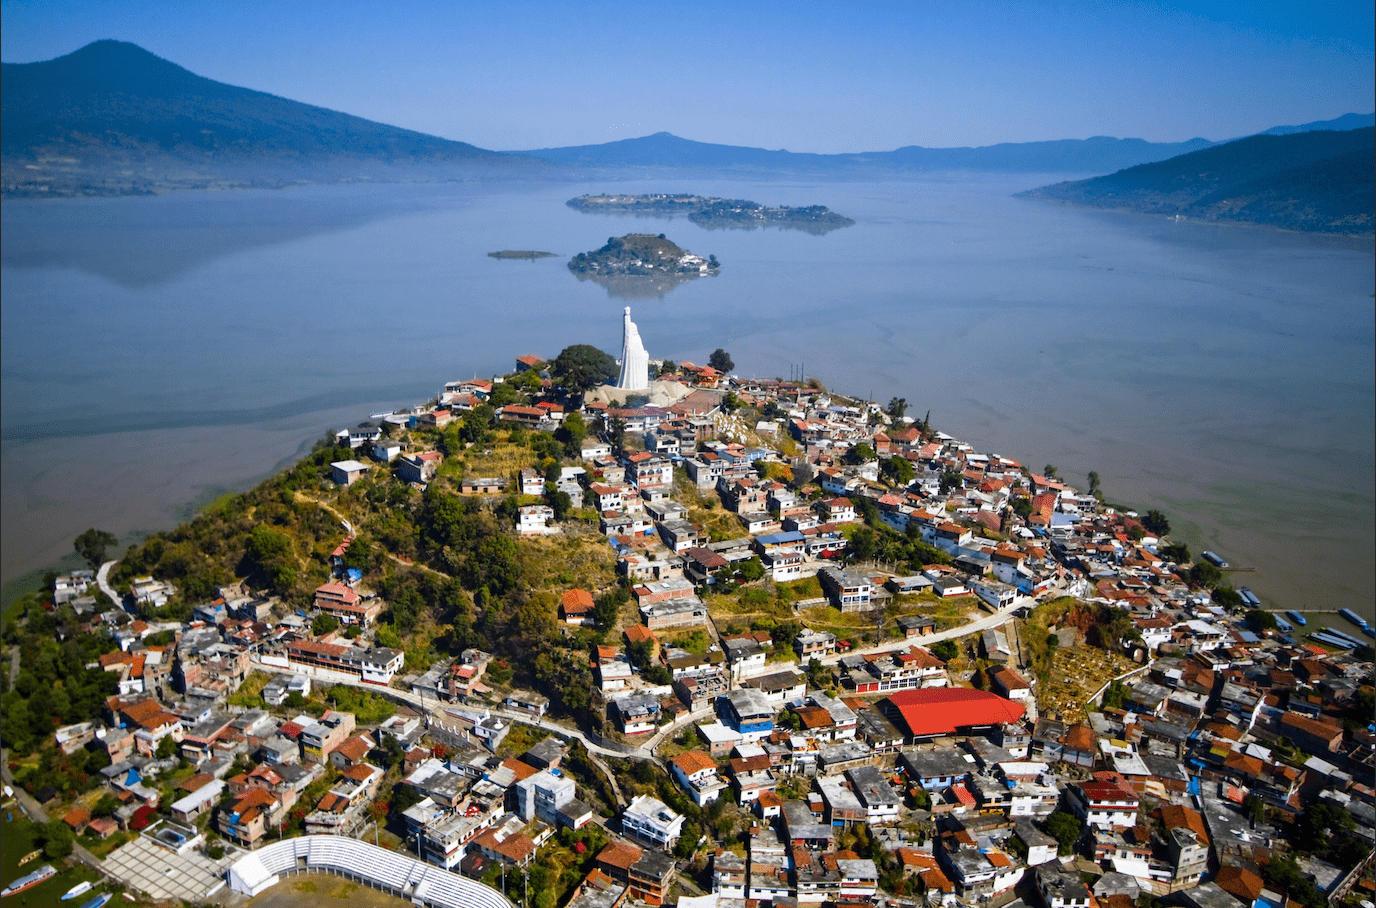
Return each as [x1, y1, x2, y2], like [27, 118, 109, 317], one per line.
[2, 0, 1372, 154]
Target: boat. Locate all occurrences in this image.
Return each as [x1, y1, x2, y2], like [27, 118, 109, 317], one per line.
[1274, 615, 1292, 633]
[1238, 588, 1261, 607]
[1201, 551, 1229, 568]
[2, 865, 57, 897]
[63, 882, 94, 900]
[1338, 608, 1371, 631]
[1286, 610, 1307, 626]
[78, 893, 112, 908]
[1310, 630, 1362, 650]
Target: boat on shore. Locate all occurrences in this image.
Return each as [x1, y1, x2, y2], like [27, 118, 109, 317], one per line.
[2, 865, 57, 897]
[1286, 610, 1307, 626]
[1338, 608, 1371, 632]
[1201, 551, 1229, 568]
[63, 882, 94, 900]
[77, 893, 111, 908]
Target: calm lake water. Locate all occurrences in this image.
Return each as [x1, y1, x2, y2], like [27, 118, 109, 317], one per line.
[3, 176, 1372, 619]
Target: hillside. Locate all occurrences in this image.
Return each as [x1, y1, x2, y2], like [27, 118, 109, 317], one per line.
[1, 40, 538, 197]
[1018, 128, 1375, 235]
[567, 193, 855, 234]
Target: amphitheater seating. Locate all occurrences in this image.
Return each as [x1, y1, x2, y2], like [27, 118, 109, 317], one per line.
[227, 836, 511, 908]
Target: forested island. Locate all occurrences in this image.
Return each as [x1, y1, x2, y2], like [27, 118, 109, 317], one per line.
[568, 193, 855, 233]
[567, 233, 720, 277]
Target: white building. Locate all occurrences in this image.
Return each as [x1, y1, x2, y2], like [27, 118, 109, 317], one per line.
[621, 794, 685, 851]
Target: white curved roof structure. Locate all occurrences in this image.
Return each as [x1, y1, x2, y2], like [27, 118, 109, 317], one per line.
[226, 836, 512, 908]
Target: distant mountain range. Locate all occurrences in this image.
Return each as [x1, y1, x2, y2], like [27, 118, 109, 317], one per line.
[1019, 127, 1375, 235]
[2, 40, 1372, 202]
[0, 40, 540, 197]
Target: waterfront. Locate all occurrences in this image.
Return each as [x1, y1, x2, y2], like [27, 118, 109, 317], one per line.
[2, 176, 1372, 616]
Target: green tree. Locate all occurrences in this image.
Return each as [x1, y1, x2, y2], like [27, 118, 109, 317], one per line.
[312, 612, 339, 636]
[555, 412, 587, 456]
[74, 528, 119, 570]
[1245, 609, 1277, 632]
[880, 455, 915, 487]
[548, 490, 573, 521]
[40, 820, 75, 860]
[552, 344, 618, 392]
[1087, 471, 1100, 494]
[708, 348, 734, 372]
[1141, 509, 1171, 536]
[939, 467, 964, 494]
[1159, 542, 1191, 563]
[1044, 811, 1080, 855]
[931, 640, 958, 662]
[737, 557, 766, 583]
[847, 443, 876, 464]
[886, 397, 908, 419]
[1042, 464, 1059, 480]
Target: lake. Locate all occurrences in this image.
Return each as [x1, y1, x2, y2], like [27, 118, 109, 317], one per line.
[2, 175, 1372, 618]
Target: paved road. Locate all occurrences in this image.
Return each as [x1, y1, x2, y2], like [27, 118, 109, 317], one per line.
[95, 560, 123, 610]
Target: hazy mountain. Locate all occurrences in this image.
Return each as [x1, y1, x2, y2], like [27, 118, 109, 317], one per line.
[1255, 112, 1374, 137]
[1018, 127, 1375, 235]
[515, 131, 1216, 177]
[1, 40, 538, 197]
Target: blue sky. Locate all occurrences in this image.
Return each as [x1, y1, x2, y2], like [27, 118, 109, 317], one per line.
[3, 0, 1372, 153]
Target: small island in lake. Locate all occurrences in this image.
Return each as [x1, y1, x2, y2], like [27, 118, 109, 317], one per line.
[567, 193, 856, 233]
[568, 233, 720, 299]
[488, 250, 558, 259]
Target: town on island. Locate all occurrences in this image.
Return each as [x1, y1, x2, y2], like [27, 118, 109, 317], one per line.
[3, 308, 1372, 908]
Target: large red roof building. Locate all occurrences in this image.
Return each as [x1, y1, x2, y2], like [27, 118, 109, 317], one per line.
[881, 688, 1026, 741]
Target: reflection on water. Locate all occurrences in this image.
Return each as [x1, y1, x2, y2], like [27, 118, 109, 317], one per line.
[572, 269, 709, 299]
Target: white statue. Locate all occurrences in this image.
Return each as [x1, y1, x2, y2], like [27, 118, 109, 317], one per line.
[615, 306, 650, 391]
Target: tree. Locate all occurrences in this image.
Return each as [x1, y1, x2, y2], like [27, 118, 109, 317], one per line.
[552, 344, 618, 392]
[74, 528, 119, 570]
[939, 468, 964, 494]
[1087, 471, 1100, 494]
[708, 348, 734, 373]
[555, 412, 587, 456]
[927, 639, 956, 662]
[737, 557, 766, 583]
[1246, 609, 1277, 632]
[549, 491, 573, 521]
[1141, 509, 1171, 536]
[1042, 464, 1059, 480]
[847, 443, 876, 464]
[880, 455, 915, 487]
[722, 391, 742, 413]
[886, 397, 908, 419]
[1044, 811, 1080, 855]
[1160, 542, 1191, 564]
[606, 416, 626, 454]
[312, 612, 339, 636]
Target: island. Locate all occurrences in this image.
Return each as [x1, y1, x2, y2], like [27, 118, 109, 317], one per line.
[2, 311, 1372, 908]
[568, 233, 720, 278]
[487, 250, 558, 259]
[567, 193, 856, 233]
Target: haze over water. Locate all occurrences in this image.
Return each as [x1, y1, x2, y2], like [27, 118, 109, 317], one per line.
[2, 177, 1372, 619]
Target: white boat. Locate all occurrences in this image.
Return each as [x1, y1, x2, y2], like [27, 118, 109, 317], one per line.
[62, 882, 94, 900]
[2, 864, 57, 897]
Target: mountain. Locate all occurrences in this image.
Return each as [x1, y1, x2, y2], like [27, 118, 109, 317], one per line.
[515, 131, 1216, 177]
[1, 40, 536, 197]
[1256, 112, 1375, 137]
[1018, 127, 1375, 235]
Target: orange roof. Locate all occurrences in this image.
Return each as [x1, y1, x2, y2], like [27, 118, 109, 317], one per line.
[672, 750, 718, 775]
[562, 588, 595, 610]
[596, 841, 643, 872]
[501, 757, 538, 782]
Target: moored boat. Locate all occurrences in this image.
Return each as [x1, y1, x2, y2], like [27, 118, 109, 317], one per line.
[63, 882, 94, 900]
[1286, 610, 1307, 626]
[2, 865, 57, 897]
[77, 893, 112, 908]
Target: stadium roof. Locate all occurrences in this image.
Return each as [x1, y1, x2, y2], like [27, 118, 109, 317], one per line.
[884, 688, 1026, 738]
